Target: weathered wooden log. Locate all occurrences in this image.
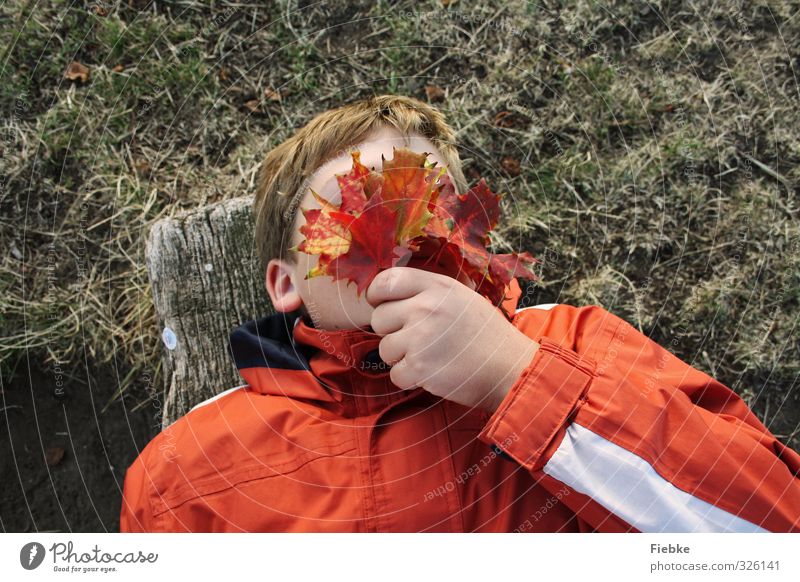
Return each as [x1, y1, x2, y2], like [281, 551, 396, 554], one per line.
[145, 196, 273, 428]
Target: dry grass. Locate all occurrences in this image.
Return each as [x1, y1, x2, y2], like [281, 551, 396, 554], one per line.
[1, 0, 798, 446]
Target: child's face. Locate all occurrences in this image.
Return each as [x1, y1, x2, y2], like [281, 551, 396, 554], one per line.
[266, 125, 465, 330]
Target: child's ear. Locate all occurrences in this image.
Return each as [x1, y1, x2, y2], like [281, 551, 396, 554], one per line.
[266, 259, 303, 312]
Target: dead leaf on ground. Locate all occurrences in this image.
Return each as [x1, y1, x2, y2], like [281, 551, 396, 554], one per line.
[111, 64, 124, 73]
[244, 99, 261, 113]
[65, 61, 90, 83]
[501, 156, 521, 177]
[45, 447, 65, 467]
[264, 88, 282, 102]
[134, 160, 151, 175]
[494, 110, 517, 128]
[425, 85, 446, 103]
[218, 67, 228, 82]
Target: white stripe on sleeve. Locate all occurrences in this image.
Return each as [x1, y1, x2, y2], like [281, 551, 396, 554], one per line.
[542, 423, 768, 532]
[190, 384, 248, 412]
[515, 303, 559, 313]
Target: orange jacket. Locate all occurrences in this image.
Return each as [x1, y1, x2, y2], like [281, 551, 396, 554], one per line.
[120, 282, 800, 532]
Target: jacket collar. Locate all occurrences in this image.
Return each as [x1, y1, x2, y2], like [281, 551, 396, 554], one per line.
[227, 279, 522, 417]
[228, 311, 415, 416]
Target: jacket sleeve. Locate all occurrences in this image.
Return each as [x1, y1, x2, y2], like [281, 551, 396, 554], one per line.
[119, 447, 159, 532]
[478, 303, 800, 532]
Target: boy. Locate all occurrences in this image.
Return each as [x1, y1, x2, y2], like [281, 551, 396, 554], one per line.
[121, 95, 800, 532]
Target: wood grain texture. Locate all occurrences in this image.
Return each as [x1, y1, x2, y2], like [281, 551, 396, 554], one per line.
[145, 196, 273, 428]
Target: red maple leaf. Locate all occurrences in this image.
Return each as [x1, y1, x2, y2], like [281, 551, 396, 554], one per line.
[335, 152, 373, 214]
[479, 252, 540, 304]
[425, 178, 500, 271]
[324, 194, 411, 295]
[294, 147, 538, 302]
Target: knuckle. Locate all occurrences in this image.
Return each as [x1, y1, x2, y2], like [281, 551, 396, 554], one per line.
[385, 268, 403, 289]
[414, 298, 435, 318]
[432, 273, 452, 291]
[407, 355, 425, 376]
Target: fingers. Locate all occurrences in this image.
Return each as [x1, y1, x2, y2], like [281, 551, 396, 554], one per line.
[389, 360, 417, 391]
[370, 298, 412, 336]
[366, 267, 445, 307]
[377, 330, 409, 367]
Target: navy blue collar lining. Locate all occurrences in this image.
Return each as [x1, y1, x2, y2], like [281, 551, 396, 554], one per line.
[228, 310, 311, 372]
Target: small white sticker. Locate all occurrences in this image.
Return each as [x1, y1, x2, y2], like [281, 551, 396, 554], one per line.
[204, 263, 213, 272]
[162, 327, 177, 350]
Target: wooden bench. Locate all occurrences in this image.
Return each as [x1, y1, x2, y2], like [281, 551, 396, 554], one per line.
[145, 197, 273, 428]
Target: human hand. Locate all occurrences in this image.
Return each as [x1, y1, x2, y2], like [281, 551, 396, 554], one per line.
[366, 267, 539, 412]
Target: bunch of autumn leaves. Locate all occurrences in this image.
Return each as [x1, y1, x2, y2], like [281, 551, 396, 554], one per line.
[293, 148, 537, 305]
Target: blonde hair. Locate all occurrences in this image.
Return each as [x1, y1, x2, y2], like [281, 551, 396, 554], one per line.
[253, 94, 468, 268]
